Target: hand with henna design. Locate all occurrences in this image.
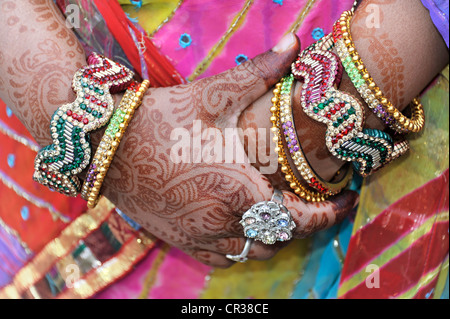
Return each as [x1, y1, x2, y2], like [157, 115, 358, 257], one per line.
[99, 33, 360, 267]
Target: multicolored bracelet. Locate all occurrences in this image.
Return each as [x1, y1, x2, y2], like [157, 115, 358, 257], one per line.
[33, 53, 134, 196]
[333, 10, 425, 134]
[270, 78, 326, 202]
[81, 79, 150, 208]
[278, 74, 353, 196]
[292, 41, 399, 177]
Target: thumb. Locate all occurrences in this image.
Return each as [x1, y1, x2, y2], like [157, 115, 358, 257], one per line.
[201, 33, 300, 117]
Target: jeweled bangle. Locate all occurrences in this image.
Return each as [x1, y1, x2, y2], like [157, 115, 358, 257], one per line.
[278, 74, 353, 196]
[82, 79, 150, 208]
[33, 53, 134, 196]
[270, 79, 326, 202]
[333, 10, 425, 134]
[292, 45, 400, 177]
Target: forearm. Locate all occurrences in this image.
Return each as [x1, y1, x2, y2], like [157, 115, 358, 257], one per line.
[0, 0, 86, 147]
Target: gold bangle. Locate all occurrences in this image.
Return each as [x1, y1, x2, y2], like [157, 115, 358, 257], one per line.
[82, 80, 150, 208]
[334, 10, 425, 134]
[270, 78, 326, 202]
[278, 74, 353, 196]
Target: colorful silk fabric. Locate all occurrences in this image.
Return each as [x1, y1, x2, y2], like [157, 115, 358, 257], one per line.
[0, 0, 448, 299]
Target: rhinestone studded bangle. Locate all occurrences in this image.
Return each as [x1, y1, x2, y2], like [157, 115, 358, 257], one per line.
[278, 74, 353, 196]
[270, 79, 326, 202]
[33, 53, 134, 196]
[333, 10, 425, 134]
[82, 79, 150, 208]
[292, 42, 402, 177]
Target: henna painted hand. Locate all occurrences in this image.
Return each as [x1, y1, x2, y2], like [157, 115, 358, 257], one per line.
[101, 34, 359, 267]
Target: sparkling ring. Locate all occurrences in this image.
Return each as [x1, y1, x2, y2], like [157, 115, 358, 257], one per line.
[226, 238, 253, 263]
[239, 189, 296, 245]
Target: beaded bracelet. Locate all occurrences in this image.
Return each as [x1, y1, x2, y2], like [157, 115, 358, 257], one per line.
[33, 53, 134, 196]
[292, 42, 400, 177]
[278, 74, 353, 196]
[270, 79, 326, 202]
[333, 10, 425, 134]
[82, 79, 150, 208]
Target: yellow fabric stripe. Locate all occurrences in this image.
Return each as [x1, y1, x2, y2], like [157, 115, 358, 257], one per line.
[286, 0, 318, 35]
[338, 211, 449, 297]
[396, 259, 447, 299]
[138, 242, 170, 299]
[432, 258, 449, 299]
[187, 0, 254, 82]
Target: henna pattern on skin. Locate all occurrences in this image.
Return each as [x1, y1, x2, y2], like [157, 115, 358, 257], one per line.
[1, 1, 85, 146]
[352, 2, 406, 108]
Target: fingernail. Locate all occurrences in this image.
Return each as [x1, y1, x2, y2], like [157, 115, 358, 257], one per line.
[273, 33, 296, 53]
[352, 194, 360, 209]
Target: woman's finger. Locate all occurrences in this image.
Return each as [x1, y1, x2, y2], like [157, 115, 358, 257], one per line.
[193, 33, 300, 122]
[282, 189, 359, 238]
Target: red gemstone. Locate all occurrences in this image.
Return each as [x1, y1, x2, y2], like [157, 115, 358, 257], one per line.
[83, 118, 89, 124]
[66, 110, 72, 116]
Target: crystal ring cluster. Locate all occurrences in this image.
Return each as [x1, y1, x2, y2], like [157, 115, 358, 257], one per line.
[240, 189, 296, 245]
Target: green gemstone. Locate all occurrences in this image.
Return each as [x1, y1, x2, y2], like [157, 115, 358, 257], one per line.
[318, 103, 325, 109]
[348, 107, 355, 115]
[313, 107, 319, 114]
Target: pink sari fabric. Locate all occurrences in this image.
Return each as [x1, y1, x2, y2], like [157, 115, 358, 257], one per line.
[151, 0, 353, 81]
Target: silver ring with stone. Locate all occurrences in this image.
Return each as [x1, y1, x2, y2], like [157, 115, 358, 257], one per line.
[226, 238, 253, 263]
[239, 189, 296, 245]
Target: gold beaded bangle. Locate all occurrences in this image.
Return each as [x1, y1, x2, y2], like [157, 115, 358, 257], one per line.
[335, 10, 425, 134]
[82, 79, 150, 208]
[278, 74, 353, 196]
[270, 79, 326, 202]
